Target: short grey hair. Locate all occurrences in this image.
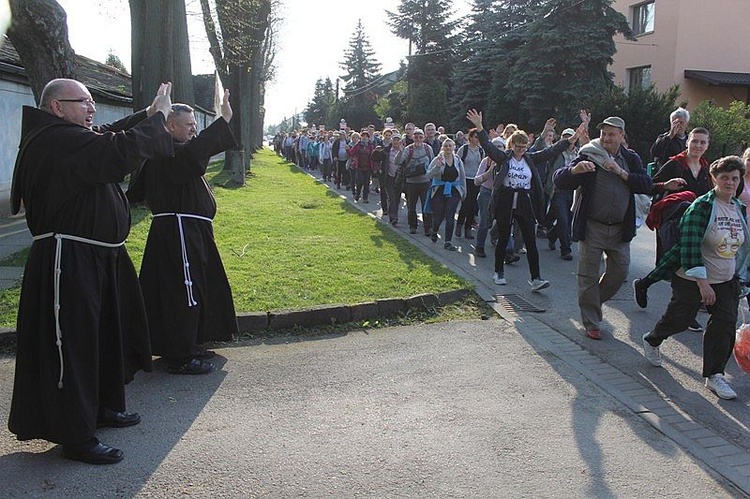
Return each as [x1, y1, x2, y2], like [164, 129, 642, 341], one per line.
[169, 103, 194, 118]
[670, 107, 690, 123]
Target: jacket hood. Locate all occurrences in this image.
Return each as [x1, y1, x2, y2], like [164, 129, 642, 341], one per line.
[20, 105, 68, 140]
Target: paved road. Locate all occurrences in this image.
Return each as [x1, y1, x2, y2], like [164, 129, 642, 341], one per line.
[0, 162, 749, 496]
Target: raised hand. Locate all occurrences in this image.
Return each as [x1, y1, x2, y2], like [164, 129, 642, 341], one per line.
[221, 88, 233, 122]
[579, 109, 591, 125]
[466, 109, 483, 130]
[543, 118, 556, 132]
[148, 82, 172, 118]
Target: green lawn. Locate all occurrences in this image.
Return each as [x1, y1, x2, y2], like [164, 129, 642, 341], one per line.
[0, 149, 473, 329]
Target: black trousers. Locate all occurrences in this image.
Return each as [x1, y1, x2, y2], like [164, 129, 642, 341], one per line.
[646, 275, 738, 377]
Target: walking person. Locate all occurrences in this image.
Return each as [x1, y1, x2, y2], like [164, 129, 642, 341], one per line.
[395, 128, 434, 235]
[467, 109, 585, 290]
[553, 116, 653, 340]
[426, 138, 467, 251]
[455, 129, 484, 239]
[641, 156, 750, 400]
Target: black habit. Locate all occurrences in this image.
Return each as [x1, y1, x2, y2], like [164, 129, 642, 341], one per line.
[8, 107, 173, 445]
[134, 117, 238, 361]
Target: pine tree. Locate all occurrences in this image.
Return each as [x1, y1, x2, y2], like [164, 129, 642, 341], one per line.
[304, 78, 336, 129]
[339, 19, 382, 94]
[338, 20, 383, 129]
[387, 0, 459, 125]
[505, 0, 633, 127]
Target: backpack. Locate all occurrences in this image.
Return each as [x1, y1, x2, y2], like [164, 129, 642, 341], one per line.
[459, 144, 484, 163]
[401, 143, 432, 178]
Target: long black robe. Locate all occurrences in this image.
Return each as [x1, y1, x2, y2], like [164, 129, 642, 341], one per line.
[135, 118, 238, 361]
[8, 107, 173, 445]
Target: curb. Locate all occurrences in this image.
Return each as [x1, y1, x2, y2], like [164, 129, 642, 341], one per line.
[0, 288, 477, 348]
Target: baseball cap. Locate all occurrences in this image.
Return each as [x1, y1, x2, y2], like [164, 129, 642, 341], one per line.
[561, 128, 575, 137]
[413, 128, 425, 135]
[491, 137, 506, 147]
[392, 133, 402, 140]
[597, 117, 625, 131]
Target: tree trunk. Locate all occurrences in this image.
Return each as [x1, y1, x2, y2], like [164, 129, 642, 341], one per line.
[7, 0, 77, 103]
[225, 149, 245, 187]
[130, 0, 194, 110]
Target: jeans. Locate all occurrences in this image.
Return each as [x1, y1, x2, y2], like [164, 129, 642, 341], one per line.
[431, 190, 461, 242]
[457, 181, 480, 231]
[475, 186, 492, 249]
[320, 159, 333, 180]
[546, 190, 573, 253]
[335, 160, 348, 187]
[355, 170, 372, 201]
[405, 181, 432, 232]
[385, 175, 401, 222]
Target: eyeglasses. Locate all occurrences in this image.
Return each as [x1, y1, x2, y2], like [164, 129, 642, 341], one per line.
[58, 98, 96, 106]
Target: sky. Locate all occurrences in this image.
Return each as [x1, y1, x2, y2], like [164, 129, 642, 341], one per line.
[56, 0, 472, 128]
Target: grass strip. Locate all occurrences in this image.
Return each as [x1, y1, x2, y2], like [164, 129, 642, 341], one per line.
[0, 149, 472, 329]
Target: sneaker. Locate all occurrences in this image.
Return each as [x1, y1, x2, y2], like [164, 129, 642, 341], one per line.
[632, 278, 648, 309]
[444, 242, 457, 251]
[536, 226, 547, 238]
[561, 252, 573, 261]
[641, 333, 662, 367]
[687, 320, 703, 332]
[493, 272, 506, 285]
[529, 278, 550, 291]
[705, 374, 737, 400]
[474, 246, 486, 258]
[431, 233, 438, 243]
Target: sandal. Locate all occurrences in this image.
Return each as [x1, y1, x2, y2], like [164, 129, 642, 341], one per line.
[167, 358, 214, 375]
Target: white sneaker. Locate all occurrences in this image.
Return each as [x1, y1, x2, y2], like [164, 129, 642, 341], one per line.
[493, 272, 506, 285]
[706, 374, 737, 400]
[529, 278, 550, 291]
[641, 333, 662, 367]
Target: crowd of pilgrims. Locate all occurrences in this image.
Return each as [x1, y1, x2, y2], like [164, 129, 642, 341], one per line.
[272, 107, 750, 402]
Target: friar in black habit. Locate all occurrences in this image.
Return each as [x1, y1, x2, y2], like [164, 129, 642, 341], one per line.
[8, 79, 175, 464]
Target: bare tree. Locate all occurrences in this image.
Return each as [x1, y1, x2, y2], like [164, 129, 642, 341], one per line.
[130, 0, 194, 109]
[7, 0, 77, 103]
[198, 0, 271, 183]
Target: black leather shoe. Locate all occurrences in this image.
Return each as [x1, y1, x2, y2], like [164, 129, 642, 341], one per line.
[97, 408, 141, 428]
[62, 438, 124, 465]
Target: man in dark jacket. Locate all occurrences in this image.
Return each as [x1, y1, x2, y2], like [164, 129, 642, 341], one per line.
[130, 91, 239, 376]
[8, 78, 174, 464]
[651, 107, 689, 168]
[554, 116, 653, 340]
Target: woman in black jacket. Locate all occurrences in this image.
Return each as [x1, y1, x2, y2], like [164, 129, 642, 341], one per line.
[467, 109, 584, 291]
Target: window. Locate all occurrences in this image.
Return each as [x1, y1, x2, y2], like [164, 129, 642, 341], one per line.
[632, 1, 655, 35]
[628, 66, 652, 91]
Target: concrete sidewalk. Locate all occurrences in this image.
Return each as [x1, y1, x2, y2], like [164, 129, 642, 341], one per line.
[0, 163, 747, 496]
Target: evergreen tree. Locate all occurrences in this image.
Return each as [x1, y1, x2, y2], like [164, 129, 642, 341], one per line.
[339, 19, 382, 94]
[305, 78, 336, 129]
[505, 0, 633, 128]
[387, 0, 459, 125]
[337, 19, 382, 129]
[448, 0, 505, 130]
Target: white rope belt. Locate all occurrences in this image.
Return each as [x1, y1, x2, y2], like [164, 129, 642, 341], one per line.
[152, 213, 213, 308]
[32, 232, 126, 389]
